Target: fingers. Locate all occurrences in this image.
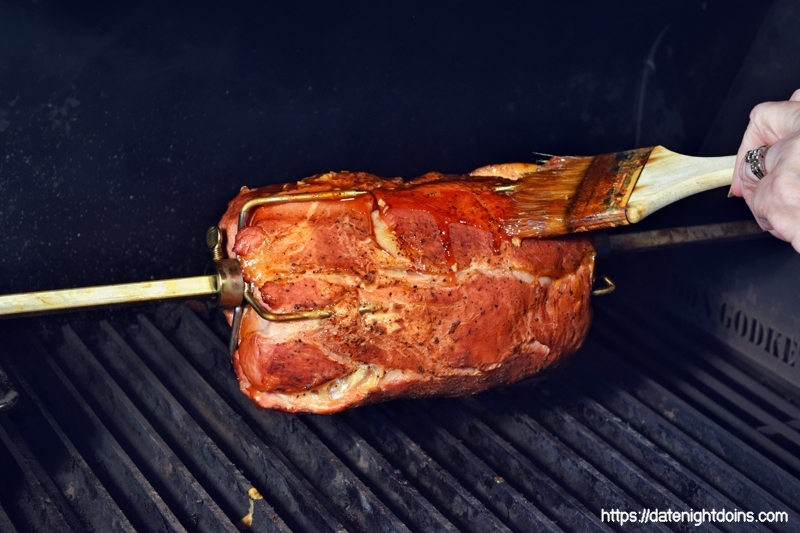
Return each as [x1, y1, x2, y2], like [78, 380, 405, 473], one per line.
[753, 175, 800, 251]
[749, 99, 800, 141]
[729, 90, 800, 251]
[746, 132, 800, 246]
[731, 95, 800, 198]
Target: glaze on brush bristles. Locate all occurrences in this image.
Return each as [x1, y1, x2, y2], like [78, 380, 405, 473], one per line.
[480, 146, 733, 240]
[500, 155, 594, 239]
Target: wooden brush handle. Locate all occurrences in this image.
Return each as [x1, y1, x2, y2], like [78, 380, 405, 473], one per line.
[626, 146, 735, 223]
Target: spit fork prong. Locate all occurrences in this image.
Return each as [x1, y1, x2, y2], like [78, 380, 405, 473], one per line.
[225, 188, 372, 354]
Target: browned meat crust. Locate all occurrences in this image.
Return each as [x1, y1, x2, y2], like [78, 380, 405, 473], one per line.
[218, 170, 595, 413]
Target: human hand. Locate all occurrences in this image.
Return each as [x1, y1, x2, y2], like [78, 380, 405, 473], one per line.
[730, 89, 800, 252]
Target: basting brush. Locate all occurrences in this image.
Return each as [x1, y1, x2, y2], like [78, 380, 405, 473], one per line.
[479, 146, 736, 238]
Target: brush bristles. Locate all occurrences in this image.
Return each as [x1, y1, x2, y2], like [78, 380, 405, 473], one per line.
[502, 156, 594, 238]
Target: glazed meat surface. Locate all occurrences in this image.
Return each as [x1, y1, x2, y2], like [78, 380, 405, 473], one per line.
[218, 169, 595, 413]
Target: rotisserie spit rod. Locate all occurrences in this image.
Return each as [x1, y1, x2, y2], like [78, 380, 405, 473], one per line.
[0, 216, 764, 318]
[0, 220, 764, 319]
[0, 276, 218, 317]
[0, 227, 244, 319]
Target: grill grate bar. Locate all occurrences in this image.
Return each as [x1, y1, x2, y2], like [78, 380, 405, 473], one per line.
[1, 355, 136, 532]
[537, 381, 734, 532]
[581, 336, 800, 528]
[342, 405, 513, 533]
[0, 501, 16, 533]
[304, 411, 461, 533]
[86, 320, 288, 533]
[460, 395, 666, 533]
[55, 325, 237, 532]
[515, 385, 716, 533]
[127, 312, 347, 533]
[4, 333, 186, 533]
[596, 303, 800, 449]
[2, 296, 800, 532]
[229, 407, 412, 533]
[383, 400, 563, 533]
[0, 360, 18, 411]
[609, 298, 800, 421]
[0, 419, 80, 532]
[426, 398, 610, 533]
[580, 334, 800, 514]
[149, 306, 413, 532]
[591, 305, 800, 481]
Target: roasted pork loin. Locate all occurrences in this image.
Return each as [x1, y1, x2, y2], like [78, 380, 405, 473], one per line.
[218, 169, 595, 413]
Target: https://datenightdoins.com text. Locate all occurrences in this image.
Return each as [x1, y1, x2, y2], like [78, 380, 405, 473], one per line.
[601, 508, 788, 527]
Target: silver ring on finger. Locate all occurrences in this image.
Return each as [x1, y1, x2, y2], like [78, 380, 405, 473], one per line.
[744, 144, 769, 180]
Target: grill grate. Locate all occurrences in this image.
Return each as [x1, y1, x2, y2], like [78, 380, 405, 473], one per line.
[1, 295, 799, 532]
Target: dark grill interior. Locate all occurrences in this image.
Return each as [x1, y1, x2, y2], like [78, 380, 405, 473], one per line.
[2, 1, 800, 532]
[2, 291, 799, 532]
